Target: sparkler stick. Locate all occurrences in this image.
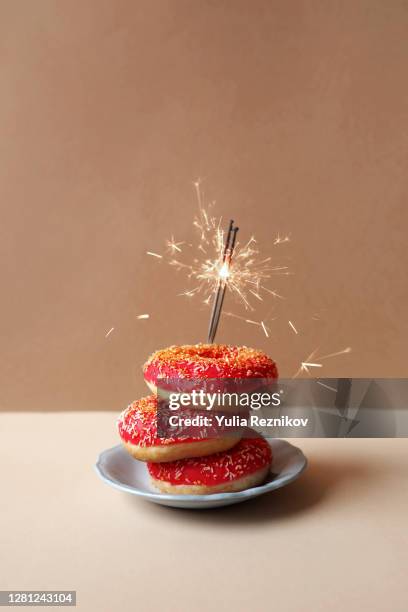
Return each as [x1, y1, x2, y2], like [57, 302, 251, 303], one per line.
[207, 220, 239, 343]
[207, 220, 234, 342]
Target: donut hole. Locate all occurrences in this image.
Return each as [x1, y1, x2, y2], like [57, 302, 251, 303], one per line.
[192, 345, 229, 360]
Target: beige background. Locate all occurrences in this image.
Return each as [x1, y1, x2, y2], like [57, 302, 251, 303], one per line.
[0, 1, 407, 411]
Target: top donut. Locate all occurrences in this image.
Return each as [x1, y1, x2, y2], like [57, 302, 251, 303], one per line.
[143, 343, 278, 384]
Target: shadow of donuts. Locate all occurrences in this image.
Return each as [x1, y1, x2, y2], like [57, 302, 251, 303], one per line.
[127, 453, 388, 526]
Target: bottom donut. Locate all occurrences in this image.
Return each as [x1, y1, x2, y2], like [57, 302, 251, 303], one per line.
[148, 434, 272, 495]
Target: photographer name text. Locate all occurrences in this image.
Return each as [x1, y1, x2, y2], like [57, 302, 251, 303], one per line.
[167, 414, 309, 428]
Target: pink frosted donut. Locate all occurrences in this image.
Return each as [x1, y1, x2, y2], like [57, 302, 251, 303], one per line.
[148, 434, 272, 495]
[143, 343, 278, 394]
[117, 395, 240, 463]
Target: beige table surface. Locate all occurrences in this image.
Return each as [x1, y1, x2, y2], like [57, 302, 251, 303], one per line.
[1, 412, 407, 612]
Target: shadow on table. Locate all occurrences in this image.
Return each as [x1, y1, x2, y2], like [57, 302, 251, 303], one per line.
[126, 454, 388, 525]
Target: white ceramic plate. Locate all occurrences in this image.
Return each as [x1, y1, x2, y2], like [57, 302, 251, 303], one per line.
[95, 439, 307, 509]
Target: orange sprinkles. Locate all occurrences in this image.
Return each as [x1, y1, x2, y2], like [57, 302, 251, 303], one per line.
[143, 343, 278, 382]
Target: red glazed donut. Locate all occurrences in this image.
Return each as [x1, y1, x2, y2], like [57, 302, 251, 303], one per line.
[143, 344, 278, 394]
[117, 395, 240, 463]
[148, 433, 272, 495]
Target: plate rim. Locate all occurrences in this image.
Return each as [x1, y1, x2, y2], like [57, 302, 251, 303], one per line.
[95, 439, 308, 503]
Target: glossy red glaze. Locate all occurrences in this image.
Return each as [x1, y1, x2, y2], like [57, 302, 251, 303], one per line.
[117, 395, 209, 447]
[143, 344, 278, 386]
[148, 435, 272, 486]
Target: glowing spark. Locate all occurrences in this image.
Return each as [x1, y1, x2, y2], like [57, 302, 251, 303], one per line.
[194, 179, 203, 212]
[146, 251, 162, 259]
[316, 381, 337, 392]
[179, 286, 201, 297]
[294, 346, 352, 378]
[218, 262, 230, 280]
[293, 349, 318, 378]
[137, 314, 149, 319]
[274, 233, 291, 245]
[249, 290, 263, 301]
[224, 311, 253, 323]
[263, 287, 285, 299]
[319, 347, 352, 360]
[288, 320, 298, 335]
[224, 311, 271, 332]
[105, 327, 114, 338]
[261, 321, 269, 337]
[166, 236, 184, 254]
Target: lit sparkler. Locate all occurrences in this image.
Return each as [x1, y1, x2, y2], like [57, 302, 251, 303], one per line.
[144, 182, 352, 375]
[207, 219, 239, 342]
[153, 182, 290, 315]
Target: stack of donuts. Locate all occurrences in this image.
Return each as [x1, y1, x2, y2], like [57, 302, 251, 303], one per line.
[117, 343, 278, 495]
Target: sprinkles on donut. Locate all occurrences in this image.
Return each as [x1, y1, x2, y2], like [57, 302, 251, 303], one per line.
[143, 343, 278, 394]
[148, 433, 272, 495]
[117, 395, 241, 463]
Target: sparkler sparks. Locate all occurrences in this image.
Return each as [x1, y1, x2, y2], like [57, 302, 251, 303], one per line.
[166, 236, 184, 254]
[105, 327, 115, 338]
[263, 288, 285, 299]
[293, 349, 320, 377]
[149, 183, 290, 315]
[144, 182, 351, 372]
[222, 311, 274, 338]
[319, 347, 352, 361]
[261, 321, 269, 337]
[224, 312, 261, 325]
[274, 233, 291, 245]
[316, 381, 337, 392]
[288, 320, 298, 335]
[294, 347, 352, 378]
